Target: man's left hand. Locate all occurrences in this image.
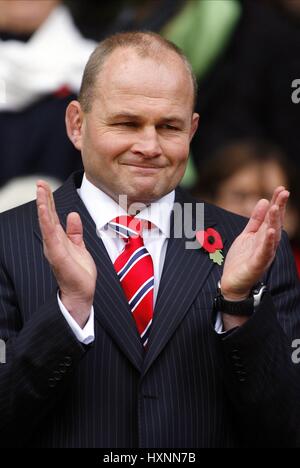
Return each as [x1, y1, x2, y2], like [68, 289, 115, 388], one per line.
[220, 186, 290, 302]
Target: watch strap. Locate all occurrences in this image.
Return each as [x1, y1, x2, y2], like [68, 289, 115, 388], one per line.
[214, 282, 266, 316]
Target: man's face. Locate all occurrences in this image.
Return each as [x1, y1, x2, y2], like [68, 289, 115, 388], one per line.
[69, 48, 199, 207]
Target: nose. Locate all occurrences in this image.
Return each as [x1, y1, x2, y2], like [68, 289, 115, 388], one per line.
[131, 126, 162, 158]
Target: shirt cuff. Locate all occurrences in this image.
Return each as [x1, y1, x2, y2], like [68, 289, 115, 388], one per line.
[214, 311, 227, 334]
[57, 292, 95, 345]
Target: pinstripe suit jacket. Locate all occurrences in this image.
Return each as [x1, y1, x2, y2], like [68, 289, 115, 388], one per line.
[0, 171, 299, 448]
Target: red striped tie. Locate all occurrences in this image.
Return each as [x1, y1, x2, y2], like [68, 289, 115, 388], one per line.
[110, 216, 154, 347]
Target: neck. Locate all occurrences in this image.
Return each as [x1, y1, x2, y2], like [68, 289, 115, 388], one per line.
[84, 174, 154, 214]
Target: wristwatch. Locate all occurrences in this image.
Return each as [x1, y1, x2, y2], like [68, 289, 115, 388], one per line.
[214, 282, 267, 316]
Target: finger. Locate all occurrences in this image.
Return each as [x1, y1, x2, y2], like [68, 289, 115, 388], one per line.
[254, 227, 276, 270]
[264, 187, 289, 229]
[275, 189, 290, 227]
[37, 185, 55, 239]
[37, 180, 54, 225]
[268, 204, 281, 246]
[37, 190, 60, 254]
[49, 186, 60, 225]
[270, 186, 286, 207]
[66, 212, 84, 246]
[261, 228, 276, 263]
[244, 198, 270, 233]
[37, 182, 62, 254]
[36, 181, 49, 212]
[37, 180, 60, 226]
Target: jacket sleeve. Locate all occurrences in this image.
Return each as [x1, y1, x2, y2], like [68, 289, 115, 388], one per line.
[0, 258, 88, 447]
[216, 232, 300, 447]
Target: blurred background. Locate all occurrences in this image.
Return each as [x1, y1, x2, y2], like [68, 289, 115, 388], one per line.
[0, 0, 299, 273]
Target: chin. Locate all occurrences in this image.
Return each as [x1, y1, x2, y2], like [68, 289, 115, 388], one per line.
[126, 188, 160, 206]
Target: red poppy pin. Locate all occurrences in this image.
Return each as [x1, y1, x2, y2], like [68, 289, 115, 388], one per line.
[196, 228, 224, 265]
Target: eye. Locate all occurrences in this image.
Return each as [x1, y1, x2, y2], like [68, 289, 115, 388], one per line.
[113, 122, 138, 128]
[160, 124, 180, 131]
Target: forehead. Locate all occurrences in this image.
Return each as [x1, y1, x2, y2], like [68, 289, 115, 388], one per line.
[94, 48, 194, 113]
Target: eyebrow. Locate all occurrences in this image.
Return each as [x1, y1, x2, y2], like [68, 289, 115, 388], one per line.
[108, 113, 186, 126]
[108, 112, 142, 121]
[161, 117, 186, 126]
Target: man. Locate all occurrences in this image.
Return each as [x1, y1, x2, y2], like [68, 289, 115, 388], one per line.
[0, 31, 299, 448]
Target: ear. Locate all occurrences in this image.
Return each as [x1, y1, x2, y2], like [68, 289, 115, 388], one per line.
[65, 100, 84, 151]
[189, 113, 200, 142]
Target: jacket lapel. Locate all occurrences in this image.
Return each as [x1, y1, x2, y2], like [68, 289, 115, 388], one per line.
[142, 189, 227, 377]
[34, 172, 145, 372]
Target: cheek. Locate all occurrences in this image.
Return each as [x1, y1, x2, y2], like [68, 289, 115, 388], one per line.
[165, 140, 189, 166]
[84, 133, 131, 165]
[97, 136, 129, 156]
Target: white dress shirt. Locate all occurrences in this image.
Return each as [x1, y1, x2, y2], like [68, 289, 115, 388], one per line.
[59, 174, 175, 343]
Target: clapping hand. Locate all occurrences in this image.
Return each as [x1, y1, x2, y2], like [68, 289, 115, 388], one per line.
[221, 186, 289, 296]
[37, 180, 97, 328]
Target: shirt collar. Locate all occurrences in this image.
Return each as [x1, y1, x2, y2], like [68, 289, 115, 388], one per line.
[78, 173, 174, 238]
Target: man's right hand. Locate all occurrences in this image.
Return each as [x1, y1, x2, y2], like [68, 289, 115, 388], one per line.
[36, 180, 97, 328]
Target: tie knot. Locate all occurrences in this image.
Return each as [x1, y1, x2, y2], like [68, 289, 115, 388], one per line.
[109, 216, 143, 239]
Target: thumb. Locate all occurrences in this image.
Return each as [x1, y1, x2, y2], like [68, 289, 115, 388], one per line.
[66, 212, 84, 246]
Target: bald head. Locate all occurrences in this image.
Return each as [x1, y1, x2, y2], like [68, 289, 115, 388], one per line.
[78, 31, 197, 113]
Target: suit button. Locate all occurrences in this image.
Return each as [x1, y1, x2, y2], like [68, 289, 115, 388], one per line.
[234, 364, 246, 372]
[53, 371, 61, 381]
[63, 356, 72, 366]
[59, 365, 66, 374]
[236, 370, 247, 381]
[48, 378, 56, 388]
[234, 361, 244, 367]
[232, 354, 241, 361]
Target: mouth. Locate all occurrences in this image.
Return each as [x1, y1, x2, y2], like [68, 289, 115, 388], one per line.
[121, 163, 164, 174]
